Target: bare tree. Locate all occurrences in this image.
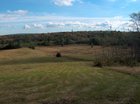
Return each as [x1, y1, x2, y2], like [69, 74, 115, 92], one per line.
[130, 12, 140, 32]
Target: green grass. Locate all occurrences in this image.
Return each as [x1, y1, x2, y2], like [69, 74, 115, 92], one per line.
[0, 46, 139, 104]
[0, 61, 140, 104]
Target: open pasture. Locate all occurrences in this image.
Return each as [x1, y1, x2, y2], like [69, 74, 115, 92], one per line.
[0, 45, 139, 104]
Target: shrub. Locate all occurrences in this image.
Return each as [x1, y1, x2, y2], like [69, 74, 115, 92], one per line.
[28, 46, 35, 50]
[94, 61, 103, 67]
[56, 52, 62, 57]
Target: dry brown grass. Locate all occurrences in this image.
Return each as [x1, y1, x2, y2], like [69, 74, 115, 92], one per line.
[109, 67, 140, 75]
[1, 45, 120, 61]
[0, 45, 103, 62]
[0, 48, 47, 60]
[37, 44, 103, 56]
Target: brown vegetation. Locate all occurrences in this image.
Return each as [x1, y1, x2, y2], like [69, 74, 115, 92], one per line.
[109, 67, 140, 75]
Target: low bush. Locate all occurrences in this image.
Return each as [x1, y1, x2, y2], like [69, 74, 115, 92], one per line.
[56, 52, 62, 57]
[28, 46, 35, 50]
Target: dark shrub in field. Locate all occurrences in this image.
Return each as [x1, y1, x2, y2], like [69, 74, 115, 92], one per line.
[28, 42, 36, 50]
[28, 46, 35, 50]
[94, 61, 103, 67]
[56, 52, 62, 57]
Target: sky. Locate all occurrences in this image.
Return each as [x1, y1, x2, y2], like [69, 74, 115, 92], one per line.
[0, 0, 140, 35]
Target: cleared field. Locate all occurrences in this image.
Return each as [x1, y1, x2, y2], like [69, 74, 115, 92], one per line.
[0, 45, 139, 104]
[0, 45, 101, 65]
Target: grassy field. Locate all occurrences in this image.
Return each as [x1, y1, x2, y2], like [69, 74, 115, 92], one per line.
[0, 45, 140, 104]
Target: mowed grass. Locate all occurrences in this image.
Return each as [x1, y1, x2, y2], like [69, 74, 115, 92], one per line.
[0, 45, 140, 104]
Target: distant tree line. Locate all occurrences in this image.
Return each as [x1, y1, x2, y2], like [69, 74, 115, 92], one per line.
[0, 31, 139, 47]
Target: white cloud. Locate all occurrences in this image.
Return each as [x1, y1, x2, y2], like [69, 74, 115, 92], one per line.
[33, 24, 45, 29]
[0, 10, 29, 22]
[7, 10, 28, 15]
[0, 10, 131, 33]
[43, 16, 130, 31]
[6, 15, 131, 31]
[24, 24, 31, 29]
[47, 22, 65, 27]
[53, 0, 75, 6]
[24, 24, 45, 29]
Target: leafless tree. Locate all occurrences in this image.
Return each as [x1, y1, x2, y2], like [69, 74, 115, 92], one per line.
[130, 12, 140, 32]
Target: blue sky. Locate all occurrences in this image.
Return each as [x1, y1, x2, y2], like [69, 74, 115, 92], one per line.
[0, 0, 140, 35]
